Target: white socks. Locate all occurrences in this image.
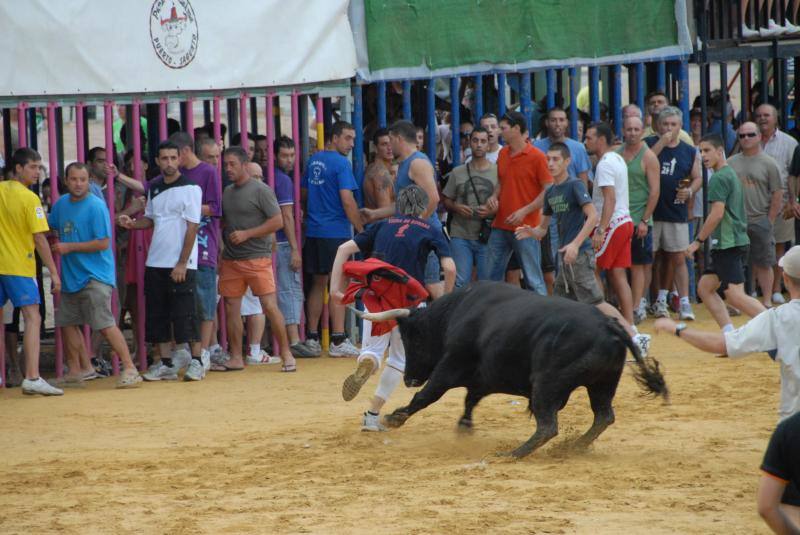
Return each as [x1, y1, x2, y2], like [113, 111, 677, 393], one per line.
[680, 296, 690, 307]
[250, 344, 261, 357]
[657, 289, 668, 302]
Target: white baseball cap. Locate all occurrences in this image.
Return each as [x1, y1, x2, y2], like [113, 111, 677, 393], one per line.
[778, 245, 800, 278]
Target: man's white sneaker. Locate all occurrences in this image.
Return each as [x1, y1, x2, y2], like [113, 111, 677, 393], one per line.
[653, 300, 670, 318]
[329, 338, 360, 358]
[246, 350, 282, 365]
[171, 348, 192, 371]
[142, 362, 178, 381]
[361, 412, 387, 432]
[184, 359, 205, 381]
[632, 334, 651, 359]
[679, 302, 696, 321]
[22, 377, 64, 396]
[201, 352, 211, 372]
[772, 292, 787, 305]
[633, 304, 647, 325]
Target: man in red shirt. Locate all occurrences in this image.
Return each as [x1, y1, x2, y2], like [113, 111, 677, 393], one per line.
[485, 111, 553, 294]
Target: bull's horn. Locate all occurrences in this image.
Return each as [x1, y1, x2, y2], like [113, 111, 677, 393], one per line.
[349, 307, 411, 322]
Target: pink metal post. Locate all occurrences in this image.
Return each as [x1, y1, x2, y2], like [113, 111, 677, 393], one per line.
[213, 96, 227, 350]
[75, 103, 85, 162]
[17, 102, 27, 148]
[185, 97, 194, 139]
[158, 98, 168, 141]
[290, 92, 306, 340]
[47, 103, 65, 378]
[104, 102, 120, 375]
[239, 93, 249, 148]
[132, 100, 147, 371]
[265, 93, 280, 354]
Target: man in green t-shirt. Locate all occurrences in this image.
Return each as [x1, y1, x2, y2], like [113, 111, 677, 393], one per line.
[686, 134, 765, 333]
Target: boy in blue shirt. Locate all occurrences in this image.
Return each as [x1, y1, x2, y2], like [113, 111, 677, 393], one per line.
[49, 163, 142, 388]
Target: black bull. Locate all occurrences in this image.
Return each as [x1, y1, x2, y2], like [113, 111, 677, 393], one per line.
[358, 282, 668, 458]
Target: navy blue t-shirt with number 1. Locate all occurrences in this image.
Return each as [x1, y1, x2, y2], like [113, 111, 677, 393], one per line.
[353, 215, 451, 286]
[645, 136, 696, 223]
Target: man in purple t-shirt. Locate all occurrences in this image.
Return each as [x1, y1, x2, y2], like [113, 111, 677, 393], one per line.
[271, 136, 316, 358]
[170, 132, 222, 370]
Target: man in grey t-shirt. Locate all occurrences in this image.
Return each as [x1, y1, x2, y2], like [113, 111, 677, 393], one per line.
[442, 127, 497, 286]
[218, 146, 296, 372]
[729, 121, 784, 308]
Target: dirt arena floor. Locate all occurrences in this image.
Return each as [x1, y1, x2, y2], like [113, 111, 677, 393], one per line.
[0, 306, 781, 534]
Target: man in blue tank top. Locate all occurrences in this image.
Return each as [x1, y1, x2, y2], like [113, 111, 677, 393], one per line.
[361, 120, 445, 299]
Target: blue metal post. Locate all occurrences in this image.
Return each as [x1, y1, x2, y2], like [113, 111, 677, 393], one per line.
[678, 59, 690, 123]
[589, 66, 600, 122]
[719, 62, 729, 152]
[657, 61, 666, 91]
[402, 80, 411, 121]
[377, 80, 387, 128]
[353, 84, 365, 196]
[520, 72, 533, 134]
[474, 75, 483, 121]
[426, 79, 436, 164]
[612, 64, 622, 139]
[569, 67, 578, 140]
[636, 62, 646, 113]
[498, 73, 507, 116]
[546, 69, 556, 110]
[451, 76, 461, 166]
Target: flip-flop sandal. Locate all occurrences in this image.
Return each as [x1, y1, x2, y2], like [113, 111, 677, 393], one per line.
[53, 376, 88, 388]
[280, 364, 297, 373]
[116, 371, 143, 389]
[82, 371, 100, 381]
[210, 362, 245, 372]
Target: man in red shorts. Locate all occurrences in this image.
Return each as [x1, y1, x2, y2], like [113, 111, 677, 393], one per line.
[585, 122, 636, 327]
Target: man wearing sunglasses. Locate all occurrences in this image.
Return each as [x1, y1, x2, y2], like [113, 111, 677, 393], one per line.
[728, 122, 784, 308]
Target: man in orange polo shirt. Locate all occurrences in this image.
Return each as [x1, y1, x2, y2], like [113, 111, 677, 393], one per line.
[485, 111, 553, 294]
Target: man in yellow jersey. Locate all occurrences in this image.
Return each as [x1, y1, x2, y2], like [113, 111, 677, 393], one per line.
[0, 148, 63, 395]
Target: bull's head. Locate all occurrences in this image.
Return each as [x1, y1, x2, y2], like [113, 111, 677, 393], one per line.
[353, 306, 437, 388]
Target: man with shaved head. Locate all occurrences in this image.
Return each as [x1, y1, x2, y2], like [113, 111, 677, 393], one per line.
[756, 103, 800, 304]
[729, 121, 784, 307]
[617, 115, 661, 323]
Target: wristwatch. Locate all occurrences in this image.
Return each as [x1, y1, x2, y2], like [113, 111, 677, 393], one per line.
[675, 322, 688, 337]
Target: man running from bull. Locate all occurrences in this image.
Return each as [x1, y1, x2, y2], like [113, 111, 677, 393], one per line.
[330, 185, 456, 432]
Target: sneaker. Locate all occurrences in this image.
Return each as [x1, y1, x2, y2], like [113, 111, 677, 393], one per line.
[246, 350, 282, 365]
[92, 357, 112, 377]
[303, 338, 322, 357]
[210, 347, 230, 366]
[342, 358, 376, 401]
[632, 334, 651, 359]
[329, 338, 360, 358]
[679, 302, 696, 321]
[184, 359, 205, 381]
[361, 412, 387, 432]
[116, 370, 143, 389]
[653, 300, 670, 318]
[741, 24, 760, 38]
[171, 347, 192, 371]
[633, 304, 647, 325]
[760, 19, 787, 37]
[201, 352, 211, 373]
[290, 341, 319, 358]
[22, 377, 64, 396]
[142, 362, 178, 381]
[772, 292, 786, 305]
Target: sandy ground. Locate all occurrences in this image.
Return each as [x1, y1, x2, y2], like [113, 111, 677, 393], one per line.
[0, 305, 781, 535]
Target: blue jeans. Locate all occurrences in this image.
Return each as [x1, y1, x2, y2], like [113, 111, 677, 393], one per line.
[276, 242, 303, 325]
[486, 228, 546, 294]
[450, 237, 490, 287]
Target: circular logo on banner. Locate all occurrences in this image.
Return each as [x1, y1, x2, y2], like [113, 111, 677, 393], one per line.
[149, 0, 198, 69]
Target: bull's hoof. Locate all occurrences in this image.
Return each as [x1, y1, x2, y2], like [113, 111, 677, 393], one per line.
[383, 411, 409, 428]
[456, 418, 474, 434]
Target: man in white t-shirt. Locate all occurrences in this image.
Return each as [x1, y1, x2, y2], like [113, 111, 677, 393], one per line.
[118, 140, 204, 382]
[585, 122, 636, 327]
[655, 244, 800, 423]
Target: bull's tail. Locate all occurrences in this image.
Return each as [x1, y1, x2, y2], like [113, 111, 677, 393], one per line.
[608, 318, 669, 402]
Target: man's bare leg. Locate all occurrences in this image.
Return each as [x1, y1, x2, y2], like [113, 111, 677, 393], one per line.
[258, 293, 295, 368]
[20, 304, 42, 380]
[225, 297, 245, 368]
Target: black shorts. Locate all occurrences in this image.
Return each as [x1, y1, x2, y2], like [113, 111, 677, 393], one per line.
[144, 267, 199, 345]
[704, 246, 747, 292]
[631, 225, 654, 265]
[506, 251, 521, 271]
[540, 230, 555, 274]
[303, 237, 348, 275]
[783, 481, 800, 506]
